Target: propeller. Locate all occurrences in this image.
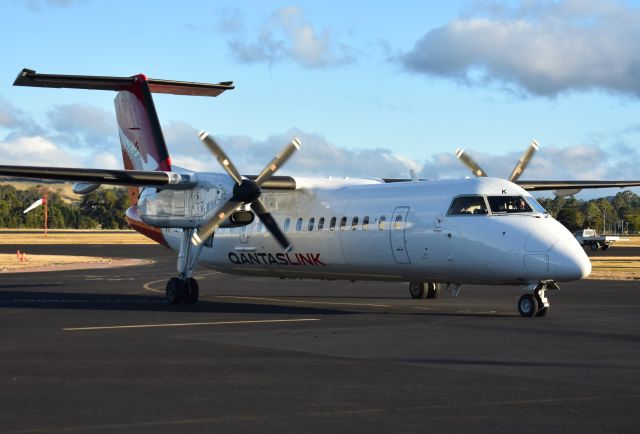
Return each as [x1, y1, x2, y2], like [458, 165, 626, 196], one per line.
[191, 131, 300, 251]
[455, 141, 539, 181]
[508, 140, 539, 182]
[455, 148, 487, 177]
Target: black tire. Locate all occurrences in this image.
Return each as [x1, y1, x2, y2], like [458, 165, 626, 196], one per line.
[409, 282, 425, 299]
[601, 244, 609, 251]
[426, 282, 440, 299]
[518, 294, 538, 317]
[184, 277, 199, 304]
[590, 242, 599, 251]
[166, 277, 185, 304]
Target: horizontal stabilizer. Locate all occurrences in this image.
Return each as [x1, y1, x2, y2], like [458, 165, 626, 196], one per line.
[14, 69, 234, 97]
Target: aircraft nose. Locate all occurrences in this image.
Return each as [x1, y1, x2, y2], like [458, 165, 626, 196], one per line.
[549, 240, 591, 281]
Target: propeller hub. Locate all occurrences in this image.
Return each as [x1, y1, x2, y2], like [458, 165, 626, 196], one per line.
[233, 179, 261, 204]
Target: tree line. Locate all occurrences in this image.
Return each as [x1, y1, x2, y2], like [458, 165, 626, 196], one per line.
[538, 190, 640, 233]
[0, 185, 130, 229]
[1, 183, 640, 233]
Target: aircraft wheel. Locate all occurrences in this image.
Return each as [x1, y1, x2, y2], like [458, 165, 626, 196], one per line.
[166, 277, 185, 304]
[426, 282, 439, 299]
[184, 277, 199, 304]
[590, 242, 599, 251]
[601, 244, 610, 251]
[518, 294, 538, 317]
[409, 282, 425, 299]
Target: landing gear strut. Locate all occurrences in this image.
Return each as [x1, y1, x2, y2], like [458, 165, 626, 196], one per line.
[518, 281, 558, 317]
[166, 228, 205, 305]
[409, 282, 440, 299]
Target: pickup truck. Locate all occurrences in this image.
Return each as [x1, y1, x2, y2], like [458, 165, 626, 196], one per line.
[573, 229, 619, 251]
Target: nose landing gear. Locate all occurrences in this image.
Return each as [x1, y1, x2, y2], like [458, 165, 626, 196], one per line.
[518, 281, 558, 317]
[409, 282, 440, 299]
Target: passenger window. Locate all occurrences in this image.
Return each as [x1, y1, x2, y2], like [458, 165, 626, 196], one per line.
[362, 216, 369, 230]
[329, 217, 337, 231]
[351, 216, 359, 230]
[318, 217, 325, 231]
[394, 215, 403, 230]
[308, 217, 315, 231]
[296, 218, 303, 232]
[378, 215, 386, 230]
[448, 196, 488, 216]
[257, 221, 264, 233]
[284, 218, 291, 232]
[340, 217, 347, 231]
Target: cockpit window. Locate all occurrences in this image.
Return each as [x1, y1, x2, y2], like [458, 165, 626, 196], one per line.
[487, 196, 533, 214]
[525, 196, 548, 214]
[447, 196, 489, 216]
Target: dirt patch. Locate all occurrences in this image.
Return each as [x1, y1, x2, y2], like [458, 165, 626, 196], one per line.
[0, 230, 157, 245]
[0, 254, 151, 273]
[587, 256, 640, 280]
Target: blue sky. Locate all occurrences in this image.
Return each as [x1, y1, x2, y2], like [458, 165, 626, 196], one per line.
[1, 0, 640, 198]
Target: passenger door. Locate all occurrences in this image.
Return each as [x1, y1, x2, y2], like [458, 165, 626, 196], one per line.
[390, 206, 411, 264]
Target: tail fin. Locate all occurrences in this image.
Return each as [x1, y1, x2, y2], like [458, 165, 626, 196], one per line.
[115, 75, 171, 173]
[14, 68, 234, 205]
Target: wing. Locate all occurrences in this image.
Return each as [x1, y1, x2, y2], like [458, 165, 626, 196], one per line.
[515, 180, 640, 192]
[0, 165, 296, 190]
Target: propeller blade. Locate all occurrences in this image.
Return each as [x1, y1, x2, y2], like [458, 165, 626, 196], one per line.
[254, 137, 301, 186]
[251, 199, 292, 252]
[191, 200, 242, 246]
[199, 131, 243, 185]
[455, 148, 488, 177]
[508, 140, 539, 182]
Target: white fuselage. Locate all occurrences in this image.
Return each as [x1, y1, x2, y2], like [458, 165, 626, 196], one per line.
[161, 176, 591, 285]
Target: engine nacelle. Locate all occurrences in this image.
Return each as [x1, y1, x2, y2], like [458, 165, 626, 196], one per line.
[137, 186, 253, 228]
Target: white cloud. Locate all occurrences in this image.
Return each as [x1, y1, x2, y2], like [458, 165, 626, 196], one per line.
[400, 0, 640, 97]
[225, 7, 356, 68]
[48, 104, 117, 149]
[0, 136, 82, 167]
[420, 142, 640, 183]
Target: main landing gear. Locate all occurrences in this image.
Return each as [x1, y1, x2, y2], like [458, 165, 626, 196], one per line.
[517, 281, 559, 317]
[409, 282, 440, 299]
[166, 228, 205, 305]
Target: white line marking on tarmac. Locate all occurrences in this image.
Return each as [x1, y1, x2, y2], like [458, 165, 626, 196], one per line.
[63, 318, 321, 332]
[214, 295, 392, 308]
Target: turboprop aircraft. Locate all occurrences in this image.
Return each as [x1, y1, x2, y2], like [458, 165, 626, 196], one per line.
[3, 68, 640, 317]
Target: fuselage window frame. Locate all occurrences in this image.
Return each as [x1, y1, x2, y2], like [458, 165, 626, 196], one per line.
[318, 217, 325, 231]
[340, 216, 348, 231]
[308, 217, 315, 231]
[329, 217, 337, 231]
[378, 215, 386, 230]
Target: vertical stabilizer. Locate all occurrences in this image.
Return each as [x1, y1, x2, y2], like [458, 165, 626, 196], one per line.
[115, 75, 171, 173]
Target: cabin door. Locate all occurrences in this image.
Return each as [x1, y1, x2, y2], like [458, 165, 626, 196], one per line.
[390, 206, 411, 264]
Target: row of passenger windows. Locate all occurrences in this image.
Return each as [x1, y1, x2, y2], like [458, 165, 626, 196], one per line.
[256, 215, 405, 233]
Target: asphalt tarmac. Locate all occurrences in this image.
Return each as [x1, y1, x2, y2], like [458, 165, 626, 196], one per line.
[1, 243, 639, 433]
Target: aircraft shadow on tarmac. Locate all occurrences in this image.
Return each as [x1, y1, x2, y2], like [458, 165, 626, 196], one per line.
[0, 289, 520, 318]
[0, 290, 352, 315]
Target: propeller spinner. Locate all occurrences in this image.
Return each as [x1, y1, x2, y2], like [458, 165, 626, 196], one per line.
[191, 131, 301, 251]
